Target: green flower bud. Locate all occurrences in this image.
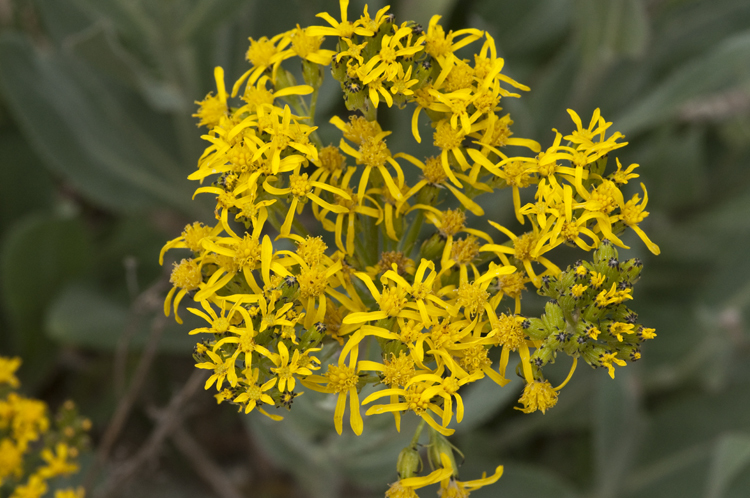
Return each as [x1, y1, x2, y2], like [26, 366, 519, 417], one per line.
[420, 232, 446, 261]
[417, 184, 441, 205]
[302, 60, 323, 89]
[331, 57, 347, 82]
[582, 343, 608, 368]
[428, 429, 459, 478]
[594, 239, 618, 266]
[530, 345, 555, 368]
[396, 445, 422, 479]
[542, 301, 565, 333]
[526, 318, 548, 341]
[298, 322, 326, 349]
[621, 258, 643, 284]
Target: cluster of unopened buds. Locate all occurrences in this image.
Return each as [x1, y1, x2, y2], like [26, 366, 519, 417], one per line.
[0, 357, 90, 498]
[160, 1, 660, 494]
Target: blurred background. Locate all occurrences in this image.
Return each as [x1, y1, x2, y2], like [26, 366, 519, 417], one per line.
[2, 0, 750, 497]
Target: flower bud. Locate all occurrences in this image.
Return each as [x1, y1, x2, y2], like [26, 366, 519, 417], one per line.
[525, 318, 548, 341]
[428, 429, 459, 478]
[420, 232, 446, 261]
[396, 445, 422, 479]
[542, 301, 565, 333]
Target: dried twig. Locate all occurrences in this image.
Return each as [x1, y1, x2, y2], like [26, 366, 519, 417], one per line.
[84, 311, 167, 492]
[114, 277, 168, 397]
[171, 424, 246, 498]
[93, 369, 207, 497]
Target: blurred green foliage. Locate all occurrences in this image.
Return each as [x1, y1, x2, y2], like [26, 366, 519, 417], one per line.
[1, 0, 750, 496]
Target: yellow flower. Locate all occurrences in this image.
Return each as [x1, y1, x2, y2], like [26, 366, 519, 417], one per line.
[338, 131, 405, 204]
[0, 438, 23, 483]
[600, 352, 627, 379]
[269, 342, 316, 392]
[193, 67, 228, 129]
[423, 15, 483, 68]
[0, 356, 21, 388]
[307, 0, 375, 39]
[195, 349, 238, 391]
[263, 165, 351, 236]
[38, 443, 79, 479]
[385, 453, 455, 498]
[481, 221, 560, 286]
[304, 344, 363, 435]
[10, 474, 47, 498]
[516, 380, 558, 414]
[54, 487, 85, 498]
[286, 24, 336, 65]
[233, 33, 292, 92]
[233, 368, 278, 417]
[395, 154, 485, 216]
[438, 464, 504, 498]
[617, 183, 661, 255]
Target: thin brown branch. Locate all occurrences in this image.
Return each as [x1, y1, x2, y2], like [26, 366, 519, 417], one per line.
[171, 424, 246, 498]
[113, 278, 168, 397]
[84, 311, 167, 492]
[93, 368, 207, 498]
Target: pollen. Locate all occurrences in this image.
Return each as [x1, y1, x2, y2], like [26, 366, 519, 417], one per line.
[434, 120, 465, 151]
[460, 344, 491, 373]
[289, 173, 311, 197]
[405, 382, 430, 415]
[561, 221, 580, 242]
[358, 137, 390, 169]
[444, 60, 474, 92]
[298, 266, 328, 298]
[325, 364, 358, 393]
[240, 383, 263, 403]
[242, 85, 275, 109]
[517, 380, 558, 414]
[414, 84, 436, 109]
[379, 286, 408, 316]
[318, 145, 346, 173]
[234, 234, 262, 270]
[290, 25, 323, 59]
[491, 313, 526, 351]
[423, 156, 447, 184]
[246, 36, 279, 67]
[424, 24, 451, 58]
[342, 115, 383, 145]
[399, 320, 423, 344]
[450, 235, 480, 264]
[170, 259, 202, 290]
[620, 195, 649, 226]
[498, 160, 533, 188]
[382, 352, 415, 387]
[193, 93, 227, 129]
[297, 236, 328, 266]
[497, 271, 526, 299]
[182, 222, 212, 252]
[456, 281, 489, 316]
[513, 232, 538, 261]
[440, 209, 466, 238]
[588, 181, 620, 214]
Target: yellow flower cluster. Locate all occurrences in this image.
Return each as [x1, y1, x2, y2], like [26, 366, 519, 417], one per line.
[160, 1, 660, 493]
[0, 357, 89, 498]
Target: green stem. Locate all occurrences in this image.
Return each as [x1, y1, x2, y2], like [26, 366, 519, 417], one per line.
[400, 211, 425, 257]
[410, 420, 426, 448]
